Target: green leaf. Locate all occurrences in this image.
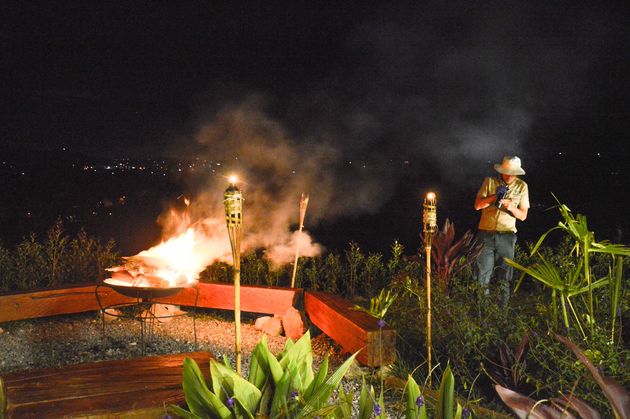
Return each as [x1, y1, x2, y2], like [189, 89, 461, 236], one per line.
[437, 365, 455, 419]
[300, 351, 359, 416]
[248, 339, 271, 390]
[303, 356, 328, 401]
[181, 358, 221, 418]
[270, 365, 292, 417]
[210, 360, 262, 414]
[265, 343, 285, 384]
[358, 377, 372, 419]
[405, 375, 426, 419]
[278, 331, 315, 390]
[335, 385, 354, 418]
[167, 404, 203, 419]
[454, 402, 463, 419]
[232, 396, 255, 419]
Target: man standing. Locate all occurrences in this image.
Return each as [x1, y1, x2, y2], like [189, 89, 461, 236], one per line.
[474, 156, 530, 306]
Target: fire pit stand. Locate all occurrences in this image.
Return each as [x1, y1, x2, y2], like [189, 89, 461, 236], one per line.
[95, 281, 199, 354]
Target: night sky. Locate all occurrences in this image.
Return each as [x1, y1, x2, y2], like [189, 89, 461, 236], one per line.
[2, 2, 630, 249]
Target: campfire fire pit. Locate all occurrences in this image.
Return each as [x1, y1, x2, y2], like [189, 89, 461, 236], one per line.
[102, 277, 199, 299]
[95, 277, 199, 354]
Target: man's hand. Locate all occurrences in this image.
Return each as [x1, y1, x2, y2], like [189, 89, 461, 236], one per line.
[501, 199, 528, 221]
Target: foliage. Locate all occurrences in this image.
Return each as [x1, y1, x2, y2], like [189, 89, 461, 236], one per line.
[0, 220, 118, 291]
[521, 325, 630, 414]
[354, 288, 397, 319]
[169, 331, 359, 418]
[507, 197, 630, 340]
[496, 334, 630, 419]
[345, 242, 364, 297]
[240, 250, 282, 286]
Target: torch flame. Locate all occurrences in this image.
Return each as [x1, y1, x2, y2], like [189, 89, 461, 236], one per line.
[426, 192, 436, 200]
[229, 175, 238, 185]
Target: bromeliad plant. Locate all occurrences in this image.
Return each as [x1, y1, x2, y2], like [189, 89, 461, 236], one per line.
[169, 331, 358, 418]
[506, 196, 630, 340]
[420, 219, 483, 295]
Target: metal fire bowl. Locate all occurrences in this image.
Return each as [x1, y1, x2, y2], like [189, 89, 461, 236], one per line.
[103, 278, 198, 299]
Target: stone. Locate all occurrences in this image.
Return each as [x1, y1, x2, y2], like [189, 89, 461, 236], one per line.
[254, 316, 273, 330]
[150, 304, 184, 322]
[281, 306, 307, 340]
[261, 315, 283, 337]
[101, 308, 123, 322]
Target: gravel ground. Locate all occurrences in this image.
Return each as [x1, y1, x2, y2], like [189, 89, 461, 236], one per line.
[0, 308, 405, 417]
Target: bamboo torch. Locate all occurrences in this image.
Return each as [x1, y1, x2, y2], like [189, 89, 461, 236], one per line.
[423, 192, 437, 386]
[290, 193, 309, 288]
[224, 176, 243, 374]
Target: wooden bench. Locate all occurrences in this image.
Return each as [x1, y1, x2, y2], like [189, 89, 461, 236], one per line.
[0, 351, 212, 419]
[0, 282, 302, 323]
[304, 291, 396, 367]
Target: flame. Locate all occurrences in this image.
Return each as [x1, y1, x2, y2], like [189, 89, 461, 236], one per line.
[107, 202, 232, 288]
[133, 228, 201, 285]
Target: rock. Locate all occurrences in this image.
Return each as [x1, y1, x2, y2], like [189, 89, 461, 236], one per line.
[254, 316, 273, 330]
[261, 315, 283, 337]
[151, 304, 184, 322]
[101, 308, 123, 322]
[281, 307, 307, 340]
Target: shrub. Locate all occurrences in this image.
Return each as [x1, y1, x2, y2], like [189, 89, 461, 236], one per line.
[0, 221, 119, 291]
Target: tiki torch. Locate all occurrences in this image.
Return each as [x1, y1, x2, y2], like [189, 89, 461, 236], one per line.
[290, 193, 309, 288]
[423, 192, 437, 386]
[224, 175, 243, 374]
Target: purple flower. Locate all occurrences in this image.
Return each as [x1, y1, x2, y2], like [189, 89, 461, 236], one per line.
[416, 395, 424, 407]
[373, 403, 382, 416]
[377, 319, 386, 329]
[290, 390, 299, 400]
[227, 397, 235, 408]
[462, 407, 471, 418]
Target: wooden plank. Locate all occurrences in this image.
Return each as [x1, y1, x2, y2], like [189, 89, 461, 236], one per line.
[0, 284, 134, 323]
[304, 291, 396, 367]
[1, 351, 212, 419]
[0, 283, 302, 323]
[160, 282, 302, 315]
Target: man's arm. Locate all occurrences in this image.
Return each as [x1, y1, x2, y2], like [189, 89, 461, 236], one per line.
[504, 201, 528, 221]
[474, 194, 496, 210]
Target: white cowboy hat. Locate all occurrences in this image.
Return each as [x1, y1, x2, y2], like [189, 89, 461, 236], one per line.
[494, 156, 526, 175]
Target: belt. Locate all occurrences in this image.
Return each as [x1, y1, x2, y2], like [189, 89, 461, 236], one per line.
[479, 230, 515, 235]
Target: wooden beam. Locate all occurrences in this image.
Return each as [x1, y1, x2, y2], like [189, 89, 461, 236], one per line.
[0, 284, 134, 323]
[304, 291, 396, 367]
[0, 283, 302, 323]
[1, 351, 212, 419]
[159, 282, 302, 315]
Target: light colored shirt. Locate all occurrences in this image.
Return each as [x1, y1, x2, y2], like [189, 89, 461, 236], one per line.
[477, 176, 530, 233]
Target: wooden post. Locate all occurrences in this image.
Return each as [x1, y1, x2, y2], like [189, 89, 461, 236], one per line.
[225, 179, 243, 374]
[423, 192, 437, 387]
[425, 244, 432, 387]
[291, 193, 309, 288]
[0, 376, 7, 419]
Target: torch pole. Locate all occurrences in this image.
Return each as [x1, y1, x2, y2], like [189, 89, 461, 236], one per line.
[423, 192, 437, 387]
[291, 193, 309, 288]
[224, 179, 243, 374]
